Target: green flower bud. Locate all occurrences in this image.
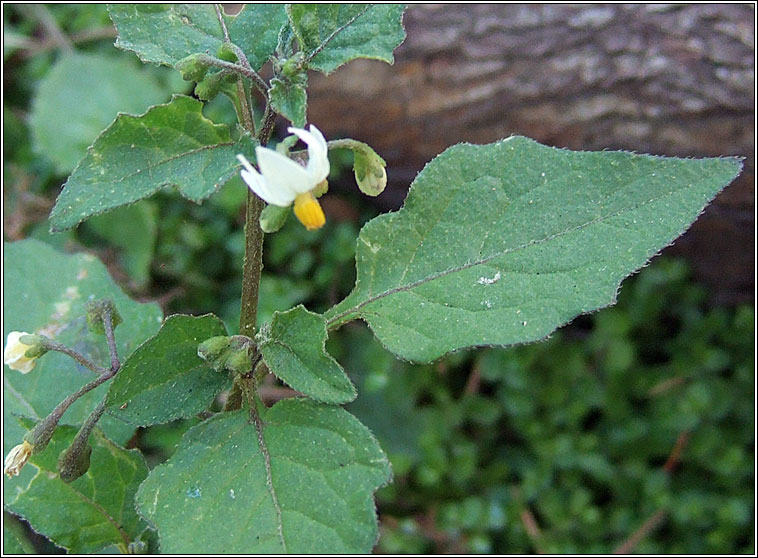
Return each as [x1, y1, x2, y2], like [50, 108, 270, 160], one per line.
[23, 415, 59, 456]
[198, 335, 255, 374]
[224, 346, 253, 375]
[194, 71, 236, 101]
[197, 336, 233, 372]
[176, 53, 211, 82]
[260, 204, 290, 233]
[354, 149, 387, 196]
[216, 43, 238, 63]
[281, 52, 305, 79]
[85, 299, 122, 335]
[57, 439, 92, 483]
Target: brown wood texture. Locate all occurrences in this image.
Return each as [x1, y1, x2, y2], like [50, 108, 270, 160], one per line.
[308, 4, 755, 304]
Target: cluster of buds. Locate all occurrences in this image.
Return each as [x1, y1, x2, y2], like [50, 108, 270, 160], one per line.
[197, 335, 256, 376]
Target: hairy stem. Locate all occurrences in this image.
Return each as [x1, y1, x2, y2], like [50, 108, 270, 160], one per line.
[43, 340, 109, 376]
[239, 192, 265, 339]
[102, 306, 120, 372]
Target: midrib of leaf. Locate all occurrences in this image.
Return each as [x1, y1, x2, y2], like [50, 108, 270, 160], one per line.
[326, 181, 693, 329]
[301, 5, 371, 62]
[249, 404, 286, 552]
[100, 141, 235, 186]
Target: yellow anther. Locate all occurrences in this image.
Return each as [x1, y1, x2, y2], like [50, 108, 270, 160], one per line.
[293, 192, 326, 231]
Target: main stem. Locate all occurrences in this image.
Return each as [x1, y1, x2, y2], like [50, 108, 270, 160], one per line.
[239, 191, 265, 338]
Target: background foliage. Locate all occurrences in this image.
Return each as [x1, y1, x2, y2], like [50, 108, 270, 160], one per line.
[3, 4, 754, 554]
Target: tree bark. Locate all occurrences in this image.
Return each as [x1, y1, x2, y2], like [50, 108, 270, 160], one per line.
[308, 4, 754, 304]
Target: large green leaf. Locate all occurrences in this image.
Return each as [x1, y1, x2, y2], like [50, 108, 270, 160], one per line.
[257, 306, 356, 404]
[30, 52, 171, 175]
[106, 314, 229, 426]
[325, 136, 742, 362]
[136, 400, 391, 553]
[109, 4, 286, 71]
[288, 4, 406, 74]
[3, 239, 162, 497]
[49, 95, 256, 231]
[7, 422, 148, 554]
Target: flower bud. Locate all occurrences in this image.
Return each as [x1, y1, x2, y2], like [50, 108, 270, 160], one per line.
[281, 52, 305, 79]
[353, 149, 387, 196]
[4, 331, 46, 373]
[57, 439, 92, 483]
[23, 414, 60, 456]
[176, 53, 211, 82]
[260, 203, 290, 233]
[197, 335, 233, 372]
[4, 441, 33, 477]
[85, 299, 122, 336]
[194, 70, 236, 101]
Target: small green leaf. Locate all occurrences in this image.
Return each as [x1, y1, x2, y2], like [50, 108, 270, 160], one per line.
[136, 400, 391, 553]
[108, 4, 285, 71]
[106, 314, 229, 426]
[270, 77, 308, 127]
[8, 423, 148, 554]
[257, 306, 356, 404]
[30, 52, 172, 175]
[3, 239, 162, 499]
[288, 4, 406, 74]
[325, 136, 743, 362]
[85, 201, 158, 288]
[49, 95, 256, 231]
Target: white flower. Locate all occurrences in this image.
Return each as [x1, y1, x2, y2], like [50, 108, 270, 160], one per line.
[4, 440, 33, 477]
[4, 331, 38, 374]
[237, 125, 330, 230]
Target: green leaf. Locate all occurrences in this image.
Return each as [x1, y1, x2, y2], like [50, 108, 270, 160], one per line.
[257, 306, 356, 404]
[3, 513, 36, 554]
[106, 314, 229, 426]
[49, 95, 256, 231]
[30, 52, 172, 175]
[7, 422, 148, 554]
[288, 4, 406, 74]
[270, 77, 307, 127]
[325, 136, 743, 362]
[136, 400, 391, 553]
[3, 239, 162, 497]
[85, 201, 158, 288]
[109, 4, 285, 71]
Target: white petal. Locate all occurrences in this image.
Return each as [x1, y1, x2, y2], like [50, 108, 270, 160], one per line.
[288, 125, 330, 184]
[256, 146, 313, 196]
[236, 154, 257, 175]
[241, 168, 293, 207]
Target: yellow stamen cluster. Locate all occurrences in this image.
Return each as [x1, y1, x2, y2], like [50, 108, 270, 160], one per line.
[293, 192, 326, 231]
